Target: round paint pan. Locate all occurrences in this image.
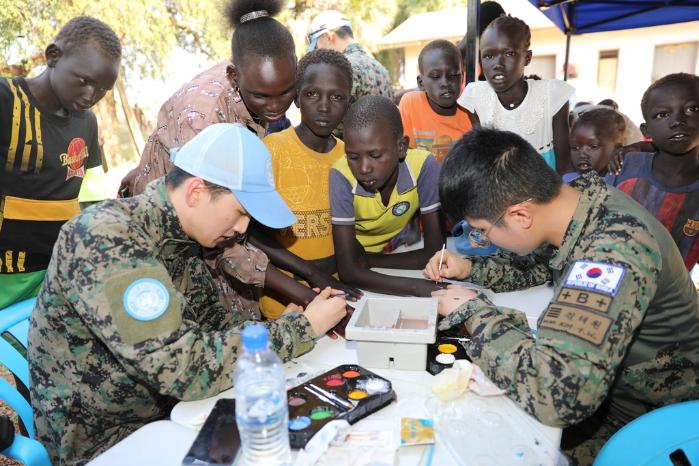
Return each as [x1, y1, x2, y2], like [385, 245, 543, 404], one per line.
[341, 365, 362, 379]
[437, 343, 458, 354]
[288, 393, 307, 407]
[348, 389, 369, 400]
[355, 376, 391, 395]
[289, 416, 311, 431]
[309, 406, 336, 421]
[323, 373, 345, 388]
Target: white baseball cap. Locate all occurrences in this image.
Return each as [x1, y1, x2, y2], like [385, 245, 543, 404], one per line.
[308, 10, 352, 51]
[170, 123, 296, 229]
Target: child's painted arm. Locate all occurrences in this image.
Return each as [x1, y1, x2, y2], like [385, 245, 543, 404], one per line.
[552, 103, 572, 174]
[247, 222, 362, 300]
[332, 224, 444, 297]
[366, 210, 445, 269]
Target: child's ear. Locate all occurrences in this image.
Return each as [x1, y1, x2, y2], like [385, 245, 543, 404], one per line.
[226, 64, 239, 88]
[417, 75, 424, 91]
[397, 135, 409, 160]
[524, 50, 532, 66]
[640, 122, 649, 139]
[45, 43, 62, 67]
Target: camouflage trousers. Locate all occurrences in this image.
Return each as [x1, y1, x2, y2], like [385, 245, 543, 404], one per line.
[561, 410, 626, 466]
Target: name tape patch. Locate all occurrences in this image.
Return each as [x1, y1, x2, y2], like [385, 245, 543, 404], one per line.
[123, 278, 170, 321]
[564, 261, 625, 296]
[539, 303, 613, 345]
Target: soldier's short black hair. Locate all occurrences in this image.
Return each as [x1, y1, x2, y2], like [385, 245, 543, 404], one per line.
[54, 16, 121, 59]
[166, 166, 230, 199]
[440, 128, 561, 223]
[418, 40, 462, 73]
[485, 15, 531, 50]
[573, 108, 626, 145]
[225, 0, 295, 67]
[641, 72, 699, 119]
[597, 98, 618, 110]
[334, 25, 354, 39]
[297, 49, 353, 91]
[344, 96, 402, 140]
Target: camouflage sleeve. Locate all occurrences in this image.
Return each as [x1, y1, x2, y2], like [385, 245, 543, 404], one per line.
[63, 219, 313, 400]
[468, 248, 553, 292]
[442, 232, 661, 427]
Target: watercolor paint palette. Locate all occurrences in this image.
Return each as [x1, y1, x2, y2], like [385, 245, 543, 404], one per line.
[287, 364, 396, 448]
[426, 337, 471, 375]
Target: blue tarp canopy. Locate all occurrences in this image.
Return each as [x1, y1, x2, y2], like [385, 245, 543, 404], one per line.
[528, 0, 699, 34]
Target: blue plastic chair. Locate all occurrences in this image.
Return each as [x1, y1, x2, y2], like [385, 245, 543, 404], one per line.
[594, 400, 699, 466]
[0, 297, 52, 466]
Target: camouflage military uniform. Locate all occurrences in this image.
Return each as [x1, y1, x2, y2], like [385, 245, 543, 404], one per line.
[439, 174, 699, 465]
[334, 43, 394, 139]
[28, 179, 316, 466]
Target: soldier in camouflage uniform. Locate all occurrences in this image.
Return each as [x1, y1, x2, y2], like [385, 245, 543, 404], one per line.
[424, 128, 699, 466]
[28, 124, 347, 466]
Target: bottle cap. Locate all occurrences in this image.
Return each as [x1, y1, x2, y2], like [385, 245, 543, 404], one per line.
[242, 324, 269, 352]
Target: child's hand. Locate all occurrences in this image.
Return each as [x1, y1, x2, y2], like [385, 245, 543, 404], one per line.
[423, 250, 472, 281]
[303, 287, 347, 337]
[607, 147, 626, 176]
[118, 167, 139, 198]
[309, 273, 363, 302]
[431, 285, 478, 316]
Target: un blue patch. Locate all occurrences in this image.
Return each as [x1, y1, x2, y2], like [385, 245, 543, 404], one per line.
[123, 278, 170, 321]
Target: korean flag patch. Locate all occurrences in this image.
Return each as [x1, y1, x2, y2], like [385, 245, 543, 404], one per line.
[564, 260, 625, 296]
[123, 278, 170, 321]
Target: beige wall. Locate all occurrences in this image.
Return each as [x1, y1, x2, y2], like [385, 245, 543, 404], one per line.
[530, 22, 699, 125]
[397, 21, 699, 125]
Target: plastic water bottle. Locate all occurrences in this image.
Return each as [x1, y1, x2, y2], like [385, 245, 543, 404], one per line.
[234, 324, 291, 466]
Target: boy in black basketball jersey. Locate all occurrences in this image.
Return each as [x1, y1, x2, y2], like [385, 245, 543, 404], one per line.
[0, 16, 121, 309]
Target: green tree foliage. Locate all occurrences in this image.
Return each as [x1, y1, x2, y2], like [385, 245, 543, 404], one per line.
[0, 0, 229, 78]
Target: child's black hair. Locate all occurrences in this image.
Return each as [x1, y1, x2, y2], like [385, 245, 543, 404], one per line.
[344, 96, 403, 141]
[54, 16, 121, 59]
[440, 128, 560, 222]
[418, 39, 462, 73]
[573, 108, 626, 145]
[225, 0, 295, 67]
[641, 72, 699, 119]
[479, 1, 506, 35]
[486, 15, 531, 50]
[296, 49, 353, 92]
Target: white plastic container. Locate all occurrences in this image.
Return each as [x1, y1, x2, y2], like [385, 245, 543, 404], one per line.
[345, 297, 438, 370]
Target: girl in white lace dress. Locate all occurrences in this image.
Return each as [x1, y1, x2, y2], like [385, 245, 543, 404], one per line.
[457, 16, 575, 174]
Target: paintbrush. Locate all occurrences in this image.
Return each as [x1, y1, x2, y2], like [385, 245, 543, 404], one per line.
[436, 243, 446, 284]
[308, 383, 354, 410]
[303, 385, 350, 412]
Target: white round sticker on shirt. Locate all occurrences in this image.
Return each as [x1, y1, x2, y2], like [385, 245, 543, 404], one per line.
[123, 278, 170, 321]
